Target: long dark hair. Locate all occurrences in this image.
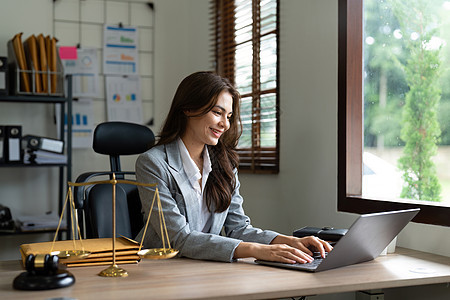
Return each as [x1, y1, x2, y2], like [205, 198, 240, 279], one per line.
[158, 71, 241, 212]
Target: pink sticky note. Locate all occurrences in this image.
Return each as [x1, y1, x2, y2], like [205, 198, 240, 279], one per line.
[59, 46, 78, 60]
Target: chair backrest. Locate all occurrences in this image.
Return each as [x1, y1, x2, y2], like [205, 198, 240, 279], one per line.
[93, 121, 155, 174]
[75, 121, 155, 239]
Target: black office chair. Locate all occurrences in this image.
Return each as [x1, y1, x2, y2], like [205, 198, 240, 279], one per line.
[74, 121, 155, 239]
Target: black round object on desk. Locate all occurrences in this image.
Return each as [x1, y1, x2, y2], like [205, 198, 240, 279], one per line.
[13, 254, 75, 290]
[13, 269, 75, 290]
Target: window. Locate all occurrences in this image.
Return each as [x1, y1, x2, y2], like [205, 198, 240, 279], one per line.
[212, 0, 280, 173]
[338, 0, 450, 226]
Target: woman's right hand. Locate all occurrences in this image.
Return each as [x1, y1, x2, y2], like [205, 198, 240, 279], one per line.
[233, 241, 314, 264]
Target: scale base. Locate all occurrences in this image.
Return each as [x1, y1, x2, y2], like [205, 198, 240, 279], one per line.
[98, 264, 128, 277]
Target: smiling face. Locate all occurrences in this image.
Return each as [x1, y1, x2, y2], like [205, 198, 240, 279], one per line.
[181, 90, 233, 154]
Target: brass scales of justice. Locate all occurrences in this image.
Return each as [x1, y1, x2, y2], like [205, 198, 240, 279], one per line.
[49, 173, 178, 277]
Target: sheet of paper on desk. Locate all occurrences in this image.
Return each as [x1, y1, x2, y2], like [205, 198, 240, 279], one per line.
[16, 213, 61, 232]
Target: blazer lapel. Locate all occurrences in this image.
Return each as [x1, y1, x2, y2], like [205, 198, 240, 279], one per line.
[165, 141, 201, 231]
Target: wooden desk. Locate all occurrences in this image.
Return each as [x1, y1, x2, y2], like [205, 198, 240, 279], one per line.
[1, 248, 449, 300]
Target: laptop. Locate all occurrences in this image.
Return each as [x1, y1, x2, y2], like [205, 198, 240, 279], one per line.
[255, 208, 420, 272]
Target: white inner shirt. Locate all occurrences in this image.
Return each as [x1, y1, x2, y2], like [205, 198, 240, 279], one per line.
[177, 138, 212, 232]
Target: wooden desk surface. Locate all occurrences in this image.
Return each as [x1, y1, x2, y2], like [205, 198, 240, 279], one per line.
[1, 248, 449, 300]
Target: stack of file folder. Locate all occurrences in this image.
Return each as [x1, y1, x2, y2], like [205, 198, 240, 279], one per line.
[23, 149, 67, 164]
[20, 237, 141, 267]
[8, 32, 62, 95]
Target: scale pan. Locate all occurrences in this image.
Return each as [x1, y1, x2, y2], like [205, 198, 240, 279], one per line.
[51, 250, 91, 260]
[137, 248, 179, 259]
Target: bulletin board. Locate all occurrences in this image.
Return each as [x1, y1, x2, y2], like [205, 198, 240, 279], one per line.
[52, 0, 155, 129]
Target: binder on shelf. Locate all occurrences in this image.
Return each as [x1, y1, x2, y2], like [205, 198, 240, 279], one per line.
[0, 56, 8, 95]
[0, 126, 5, 163]
[5, 125, 22, 163]
[22, 135, 64, 154]
[23, 149, 67, 165]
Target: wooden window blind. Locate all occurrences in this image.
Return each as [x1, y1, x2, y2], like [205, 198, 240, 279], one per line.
[212, 0, 280, 173]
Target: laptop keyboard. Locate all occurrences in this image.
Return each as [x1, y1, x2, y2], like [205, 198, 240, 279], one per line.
[298, 251, 328, 269]
[276, 252, 327, 270]
[255, 251, 329, 271]
[299, 257, 324, 270]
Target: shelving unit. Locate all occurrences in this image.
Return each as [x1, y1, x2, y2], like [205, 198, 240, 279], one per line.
[0, 76, 72, 237]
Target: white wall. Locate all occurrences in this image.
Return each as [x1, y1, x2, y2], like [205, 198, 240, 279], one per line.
[0, 0, 448, 268]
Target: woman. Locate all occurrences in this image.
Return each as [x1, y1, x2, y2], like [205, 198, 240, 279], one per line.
[135, 71, 332, 263]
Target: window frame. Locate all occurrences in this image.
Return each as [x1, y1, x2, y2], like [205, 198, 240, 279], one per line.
[212, 0, 280, 174]
[338, 0, 450, 227]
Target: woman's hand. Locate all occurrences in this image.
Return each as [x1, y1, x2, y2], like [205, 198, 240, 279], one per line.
[233, 242, 314, 264]
[233, 235, 333, 264]
[271, 234, 333, 259]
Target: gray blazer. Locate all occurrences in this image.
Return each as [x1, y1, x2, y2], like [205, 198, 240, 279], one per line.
[135, 140, 279, 262]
